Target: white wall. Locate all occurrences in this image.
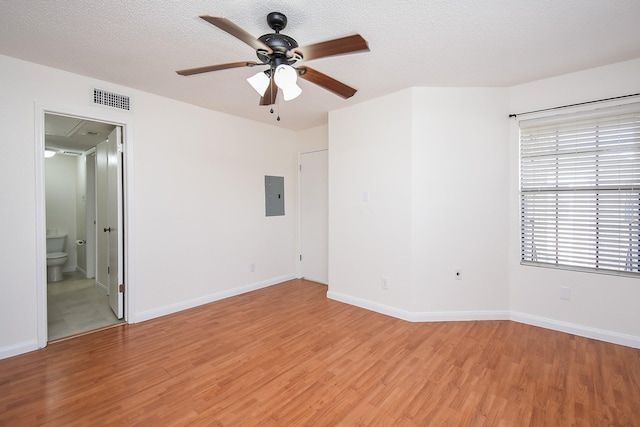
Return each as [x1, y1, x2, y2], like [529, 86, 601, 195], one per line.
[132, 95, 299, 317]
[296, 124, 328, 153]
[328, 90, 415, 312]
[45, 154, 78, 272]
[0, 54, 299, 357]
[327, 88, 510, 319]
[508, 58, 640, 343]
[411, 87, 510, 315]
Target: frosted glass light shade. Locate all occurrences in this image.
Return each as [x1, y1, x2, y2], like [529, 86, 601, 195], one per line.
[274, 65, 302, 101]
[247, 71, 271, 96]
[44, 150, 56, 158]
[280, 84, 302, 101]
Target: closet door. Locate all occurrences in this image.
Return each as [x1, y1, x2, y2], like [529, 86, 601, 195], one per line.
[300, 150, 328, 284]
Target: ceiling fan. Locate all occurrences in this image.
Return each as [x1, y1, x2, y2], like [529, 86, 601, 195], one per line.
[176, 12, 370, 106]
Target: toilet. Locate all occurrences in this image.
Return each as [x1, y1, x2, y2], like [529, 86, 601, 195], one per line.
[46, 233, 68, 282]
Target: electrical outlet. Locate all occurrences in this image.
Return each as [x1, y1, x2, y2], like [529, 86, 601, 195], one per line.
[250, 263, 256, 273]
[381, 276, 388, 290]
[454, 269, 462, 280]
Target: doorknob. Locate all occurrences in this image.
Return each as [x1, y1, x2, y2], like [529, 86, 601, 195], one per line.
[104, 227, 112, 232]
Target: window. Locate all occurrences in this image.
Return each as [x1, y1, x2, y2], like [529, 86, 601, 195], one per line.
[519, 103, 640, 276]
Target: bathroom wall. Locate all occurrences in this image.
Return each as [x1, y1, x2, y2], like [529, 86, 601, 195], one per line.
[45, 154, 78, 273]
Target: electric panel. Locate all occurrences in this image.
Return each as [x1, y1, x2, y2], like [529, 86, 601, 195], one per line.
[265, 175, 285, 216]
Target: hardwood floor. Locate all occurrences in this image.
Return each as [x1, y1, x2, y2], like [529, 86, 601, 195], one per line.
[1, 279, 639, 425]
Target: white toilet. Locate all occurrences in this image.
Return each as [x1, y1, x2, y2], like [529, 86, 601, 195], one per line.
[46, 233, 68, 282]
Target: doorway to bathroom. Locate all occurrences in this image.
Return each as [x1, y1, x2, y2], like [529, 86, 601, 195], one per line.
[43, 112, 126, 341]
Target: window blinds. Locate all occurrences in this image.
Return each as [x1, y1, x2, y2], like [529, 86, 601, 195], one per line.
[519, 103, 640, 275]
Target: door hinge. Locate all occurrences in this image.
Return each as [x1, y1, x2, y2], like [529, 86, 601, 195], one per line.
[119, 283, 125, 293]
[299, 164, 302, 171]
[107, 266, 110, 274]
[299, 254, 302, 261]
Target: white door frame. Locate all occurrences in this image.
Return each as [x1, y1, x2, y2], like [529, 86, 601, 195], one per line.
[34, 103, 135, 348]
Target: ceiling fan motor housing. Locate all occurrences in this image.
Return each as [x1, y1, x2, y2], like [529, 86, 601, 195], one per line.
[257, 33, 299, 64]
[256, 12, 300, 65]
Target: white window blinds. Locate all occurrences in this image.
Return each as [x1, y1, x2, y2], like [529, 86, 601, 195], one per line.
[519, 103, 640, 276]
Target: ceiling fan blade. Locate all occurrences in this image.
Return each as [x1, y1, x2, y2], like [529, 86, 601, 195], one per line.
[259, 77, 277, 105]
[297, 67, 357, 99]
[176, 61, 257, 76]
[200, 15, 272, 53]
[294, 34, 369, 62]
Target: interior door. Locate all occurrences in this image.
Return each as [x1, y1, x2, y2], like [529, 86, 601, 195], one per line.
[107, 127, 124, 319]
[85, 153, 97, 278]
[300, 150, 328, 284]
[96, 142, 109, 290]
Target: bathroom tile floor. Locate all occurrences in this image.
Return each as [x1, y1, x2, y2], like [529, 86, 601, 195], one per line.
[47, 271, 123, 341]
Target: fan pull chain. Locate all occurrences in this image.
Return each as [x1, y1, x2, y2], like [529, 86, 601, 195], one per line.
[277, 94, 281, 121]
[269, 75, 275, 115]
[265, 80, 281, 122]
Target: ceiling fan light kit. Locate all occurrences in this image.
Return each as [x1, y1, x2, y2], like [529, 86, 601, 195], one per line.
[247, 70, 271, 96]
[177, 11, 370, 119]
[274, 65, 302, 100]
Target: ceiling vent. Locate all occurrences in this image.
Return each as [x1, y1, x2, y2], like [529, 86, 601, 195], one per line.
[93, 88, 131, 111]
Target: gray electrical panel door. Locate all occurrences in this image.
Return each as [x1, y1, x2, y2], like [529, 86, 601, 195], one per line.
[265, 175, 285, 216]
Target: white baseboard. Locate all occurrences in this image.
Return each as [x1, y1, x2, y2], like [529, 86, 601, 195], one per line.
[95, 281, 108, 293]
[135, 274, 296, 323]
[327, 290, 509, 322]
[327, 290, 415, 320]
[6, 281, 637, 360]
[0, 340, 38, 360]
[328, 290, 640, 349]
[410, 310, 511, 322]
[510, 312, 640, 349]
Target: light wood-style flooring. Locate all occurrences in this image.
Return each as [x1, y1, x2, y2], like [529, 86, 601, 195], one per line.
[1, 279, 639, 425]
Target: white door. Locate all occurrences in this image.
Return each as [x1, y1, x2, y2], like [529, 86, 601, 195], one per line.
[300, 150, 328, 284]
[96, 142, 109, 290]
[96, 128, 124, 319]
[107, 127, 124, 319]
[85, 153, 96, 278]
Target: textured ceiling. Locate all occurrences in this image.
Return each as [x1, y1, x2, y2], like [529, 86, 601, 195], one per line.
[1, 1, 640, 130]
